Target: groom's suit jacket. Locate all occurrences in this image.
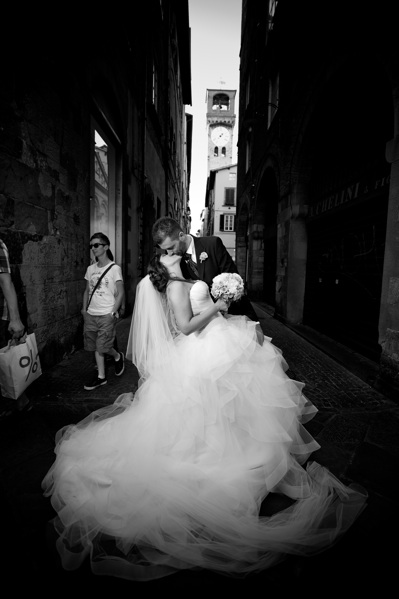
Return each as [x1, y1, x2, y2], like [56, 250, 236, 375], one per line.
[181, 235, 258, 322]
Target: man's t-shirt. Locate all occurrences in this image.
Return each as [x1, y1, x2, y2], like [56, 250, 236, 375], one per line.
[85, 262, 123, 316]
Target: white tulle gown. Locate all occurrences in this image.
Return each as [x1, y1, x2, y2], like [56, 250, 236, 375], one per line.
[42, 280, 367, 581]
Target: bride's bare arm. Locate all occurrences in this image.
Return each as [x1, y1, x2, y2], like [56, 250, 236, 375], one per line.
[167, 282, 227, 335]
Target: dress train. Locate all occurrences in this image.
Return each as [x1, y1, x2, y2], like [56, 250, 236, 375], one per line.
[42, 281, 367, 581]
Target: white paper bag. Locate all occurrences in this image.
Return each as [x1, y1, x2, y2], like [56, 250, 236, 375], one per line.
[0, 333, 42, 399]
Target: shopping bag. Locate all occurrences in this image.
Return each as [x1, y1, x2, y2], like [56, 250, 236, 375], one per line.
[0, 333, 42, 399]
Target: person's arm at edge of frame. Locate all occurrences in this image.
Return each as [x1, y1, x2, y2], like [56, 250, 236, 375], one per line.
[0, 273, 25, 339]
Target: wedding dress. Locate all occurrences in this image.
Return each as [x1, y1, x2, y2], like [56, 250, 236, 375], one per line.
[42, 279, 367, 581]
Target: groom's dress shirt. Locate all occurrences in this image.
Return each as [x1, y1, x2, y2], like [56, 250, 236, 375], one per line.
[186, 237, 197, 262]
[183, 237, 200, 279]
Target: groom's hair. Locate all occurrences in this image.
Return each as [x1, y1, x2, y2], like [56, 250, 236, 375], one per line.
[152, 217, 183, 245]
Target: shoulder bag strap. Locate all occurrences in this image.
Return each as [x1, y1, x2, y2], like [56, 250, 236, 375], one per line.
[86, 263, 115, 309]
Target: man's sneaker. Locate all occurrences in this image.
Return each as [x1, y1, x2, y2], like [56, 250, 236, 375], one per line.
[114, 351, 125, 376]
[84, 375, 107, 390]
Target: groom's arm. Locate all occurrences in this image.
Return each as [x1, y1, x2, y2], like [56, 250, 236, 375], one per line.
[213, 236, 238, 274]
[210, 238, 264, 344]
[209, 237, 262, 325]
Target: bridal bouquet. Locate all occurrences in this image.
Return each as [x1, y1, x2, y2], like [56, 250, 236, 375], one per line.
[211, 272, 245, 306]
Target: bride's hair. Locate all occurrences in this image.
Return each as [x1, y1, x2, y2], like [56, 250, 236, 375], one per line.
[128, 254, 186, 376]
[147, 254, 190, 293]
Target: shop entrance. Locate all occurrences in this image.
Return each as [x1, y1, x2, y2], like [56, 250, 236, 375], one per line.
[304, 185, 389, 360]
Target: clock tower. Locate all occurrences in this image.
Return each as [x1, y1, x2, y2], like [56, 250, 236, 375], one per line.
[206, 89, 236, 174]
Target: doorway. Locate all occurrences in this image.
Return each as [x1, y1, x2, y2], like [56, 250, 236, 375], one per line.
[90, 119, 123, 264]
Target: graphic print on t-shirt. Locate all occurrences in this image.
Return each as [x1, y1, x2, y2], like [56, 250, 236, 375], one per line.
[90, 271, 111, 298]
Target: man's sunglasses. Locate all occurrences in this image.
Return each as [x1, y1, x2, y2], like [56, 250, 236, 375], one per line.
[90, 243, 106, 249]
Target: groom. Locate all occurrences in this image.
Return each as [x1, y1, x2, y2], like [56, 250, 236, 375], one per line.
[152, 217, 263, 344]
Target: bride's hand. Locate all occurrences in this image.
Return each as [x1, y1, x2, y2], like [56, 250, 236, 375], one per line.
[216, 298, 229, 313]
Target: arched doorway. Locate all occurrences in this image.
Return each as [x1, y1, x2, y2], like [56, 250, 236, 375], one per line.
[236, 200, 250, 287]
[246, 167, 279, 302]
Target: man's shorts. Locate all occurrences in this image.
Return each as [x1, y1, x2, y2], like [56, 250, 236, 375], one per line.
[84, 313, 116, 353]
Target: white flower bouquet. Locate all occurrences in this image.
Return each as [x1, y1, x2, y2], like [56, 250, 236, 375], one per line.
[211, 272, 245, 306]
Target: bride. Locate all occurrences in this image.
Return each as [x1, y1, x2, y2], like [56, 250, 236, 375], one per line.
[42, 252, 367, 581]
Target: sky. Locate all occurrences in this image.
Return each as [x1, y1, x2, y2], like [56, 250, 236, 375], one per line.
[187, 0, 242, 234]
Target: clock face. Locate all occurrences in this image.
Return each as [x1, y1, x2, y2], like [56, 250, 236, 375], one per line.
[211, 126, 230, 147]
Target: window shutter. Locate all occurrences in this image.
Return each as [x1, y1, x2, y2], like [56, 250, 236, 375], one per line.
[220, 214, 224, 231]
[225, 188, 235, 206]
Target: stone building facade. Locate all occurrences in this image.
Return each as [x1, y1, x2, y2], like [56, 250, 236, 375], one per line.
[236, 0, 399, 398]
[0, 2, 192, 368]
[204, 164, 237, 261]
